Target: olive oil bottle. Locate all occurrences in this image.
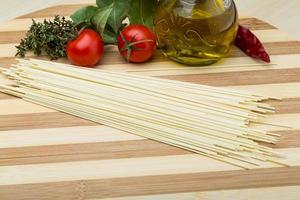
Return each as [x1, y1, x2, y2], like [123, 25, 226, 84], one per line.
[154, 0, 238, 65]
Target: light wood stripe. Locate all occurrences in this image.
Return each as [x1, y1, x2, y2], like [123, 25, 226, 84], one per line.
[0, 154, 238, 186]
[0, 43, 19, 57]
[101, 186, 300, 200]
[0, 28, 287, 45]
[1, 101, 300, 131]
[0, 84, 299, 131]
[0, 130, 298, 167]
[0, 17, 71, 32]
[0, 166, 300, 200]
[1, 69, 300, 103]
[251, 114, 300, 131]
[129, 54, 300, 76]
[250, 30, 296, 43]
[1, 51, 300, 77]
[0, 99, 54, 115]
[0, 75, 13, 86]
[0, 126, 142, 148]
[2, 56, 300, 91]
[128, 43, 300, 69]
[17, 4, 94, 19]
[226, 82, 300, 99]
[0, 124, 297, 149]
[104, 41, 300, 65]
[0, 29, 300, 54]
[0, 148, 300, 186]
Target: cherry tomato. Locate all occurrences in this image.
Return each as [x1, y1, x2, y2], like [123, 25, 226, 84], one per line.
[117, 25, 156, 63]
[67, 29, 104, 67]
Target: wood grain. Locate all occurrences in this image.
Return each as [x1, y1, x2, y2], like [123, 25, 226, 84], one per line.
[0, 140, 188, 166]
[0, 112, 96, 131]
[0, 130, 299, 167]
[161, 68, 300, 86]
[101, 186, 300, 200]
[18, 4, 93, 19]
[1, 167, 300, 199]
[0, 2, 300, 200]
[0, 31, 26, 44]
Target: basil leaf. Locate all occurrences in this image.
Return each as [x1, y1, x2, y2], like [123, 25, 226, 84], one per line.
[96, 0, 130, 33]
[70, 6, 98, 25]
[92, 4, 113, 35]
[103, 30, 116, 44]
[128, 0, 157, 28]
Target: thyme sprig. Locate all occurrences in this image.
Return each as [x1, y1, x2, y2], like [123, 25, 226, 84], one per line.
[16, 16, 78, 60]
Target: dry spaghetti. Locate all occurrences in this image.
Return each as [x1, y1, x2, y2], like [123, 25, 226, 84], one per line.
[0, 59, 286, 168]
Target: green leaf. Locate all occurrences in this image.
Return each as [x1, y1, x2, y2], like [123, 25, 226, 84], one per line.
[128, 0, 157, 28]
[92, 4, 113, 35]
[101, 23, 117, 44]
[70, 6, 98, 24]
[103, 29, 117, 44]
[96, 0, 130, 33]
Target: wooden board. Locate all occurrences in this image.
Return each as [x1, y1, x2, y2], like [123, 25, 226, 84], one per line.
[0, 2, 300, 200]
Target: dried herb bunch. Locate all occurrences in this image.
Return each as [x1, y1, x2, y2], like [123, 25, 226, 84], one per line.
[16, 16, 78, 60]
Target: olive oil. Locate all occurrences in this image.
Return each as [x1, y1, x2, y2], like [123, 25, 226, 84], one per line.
[154, 0, 238, 65]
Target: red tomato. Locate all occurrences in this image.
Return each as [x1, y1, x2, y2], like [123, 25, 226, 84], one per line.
[117, 25, 156, 63]
[67, 29, 104, 67]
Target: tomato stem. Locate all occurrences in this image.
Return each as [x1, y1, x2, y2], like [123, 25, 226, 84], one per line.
[119, 31, 155, 62]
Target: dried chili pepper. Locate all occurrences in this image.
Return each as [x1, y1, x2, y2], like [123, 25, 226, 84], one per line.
[235, 25, 270, 63]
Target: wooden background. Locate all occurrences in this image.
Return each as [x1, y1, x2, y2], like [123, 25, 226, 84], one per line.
[1, 0, 300, 40]
[0, 1, 300, 200]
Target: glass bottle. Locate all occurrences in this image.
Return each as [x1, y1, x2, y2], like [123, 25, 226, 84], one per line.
[154, 0, 238, 66]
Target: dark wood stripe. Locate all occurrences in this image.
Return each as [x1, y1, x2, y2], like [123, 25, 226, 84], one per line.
[264, 41, 300, 56]
[239, 18, 277, 30]
[229, 41, 300, 57]
[160, 68, 300, 86]
[0, 56, 69, 67]
[0, 166, 299, 200]
[0, 140, 188, 166]
[0, 112, 96, 131]
[0, 93, 14, 100]
[0, 31, 26, 44]
[268, 98, 300, 114]
[0, 129, 298, 166]
[263, 130, 300, 149]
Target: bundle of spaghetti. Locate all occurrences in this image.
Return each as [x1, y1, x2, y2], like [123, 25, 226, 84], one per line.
[0, 59, 285, 168]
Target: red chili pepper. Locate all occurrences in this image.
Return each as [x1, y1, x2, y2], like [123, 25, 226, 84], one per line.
[235, 25, 270, 63]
